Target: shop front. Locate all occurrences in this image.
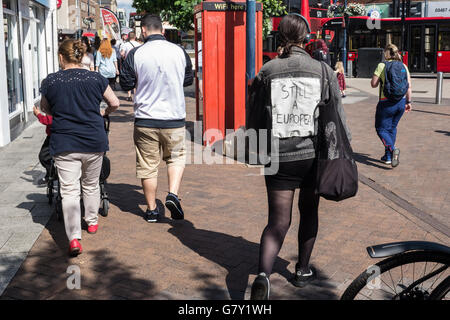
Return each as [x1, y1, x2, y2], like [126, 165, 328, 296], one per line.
[0, 0, 58, 146]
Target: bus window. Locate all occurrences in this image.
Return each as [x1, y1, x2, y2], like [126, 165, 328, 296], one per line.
[385, 29, 402, 48]
[438, 27, 450, 51]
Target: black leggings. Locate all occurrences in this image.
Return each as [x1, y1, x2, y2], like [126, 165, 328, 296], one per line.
[108, 77, 116, 89]
[258, 187, 319, 276]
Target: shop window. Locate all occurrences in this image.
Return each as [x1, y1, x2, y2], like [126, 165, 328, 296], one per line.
[3, 0, 12, 10]
[3, 13, 24, 114]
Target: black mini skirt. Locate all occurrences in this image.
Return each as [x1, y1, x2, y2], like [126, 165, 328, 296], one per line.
[264, 158, 316, 191]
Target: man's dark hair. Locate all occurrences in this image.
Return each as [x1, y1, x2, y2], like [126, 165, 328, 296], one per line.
[141, 14, 163, 32]
[110, 39, 116, 46]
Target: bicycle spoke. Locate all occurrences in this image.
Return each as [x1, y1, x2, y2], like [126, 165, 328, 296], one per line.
[426, 265, 448, 293]
[421, 261, 428, 290]
[380, 276, 397, 295]
[357, 291, 373, 300]
[401, 265, 404, 287]
[388, 270, 398, 295]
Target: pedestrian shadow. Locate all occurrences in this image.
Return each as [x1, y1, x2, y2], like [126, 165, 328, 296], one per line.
[0, 237, 162, 299]
[108, 109, 134, 123]
[165, 219, 288, 299]
[435, 130, 450, 136]
[353, 152, 391, 170]
[106, 183, 167, 220]
[21, 169, 46, 186]
[412, 108, 450, 116]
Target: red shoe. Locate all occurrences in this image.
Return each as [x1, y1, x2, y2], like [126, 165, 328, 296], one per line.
[87, 224, 98, 234]
[69, 239, 82, 256]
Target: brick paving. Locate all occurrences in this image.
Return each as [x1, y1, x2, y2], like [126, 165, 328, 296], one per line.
[1, 84, 449, 300]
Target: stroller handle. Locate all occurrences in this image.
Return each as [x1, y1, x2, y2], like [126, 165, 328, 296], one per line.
[103, 114, 110, 133]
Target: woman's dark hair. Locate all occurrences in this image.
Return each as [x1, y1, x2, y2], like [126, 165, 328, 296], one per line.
[278, 14, 308, 57]
[94, 36, 101, 50]
[315, 39, 328, 53]
[81, 36, 91, 52]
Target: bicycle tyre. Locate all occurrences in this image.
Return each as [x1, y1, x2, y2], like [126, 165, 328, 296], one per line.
[429, 276, 450, 300]
[341, 251, 450, 300]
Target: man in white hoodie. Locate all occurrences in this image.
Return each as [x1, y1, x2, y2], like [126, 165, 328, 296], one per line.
[120, 14, 193, 223]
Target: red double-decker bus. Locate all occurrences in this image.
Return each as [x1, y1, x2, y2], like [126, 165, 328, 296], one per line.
[321, 15, 450, 74]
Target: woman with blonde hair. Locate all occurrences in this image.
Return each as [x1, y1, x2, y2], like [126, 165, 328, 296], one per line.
[95, 38, 119, 87]
[335, 61, 346, 97]
[371, 43, 412, 167]
[40, 39, 120, 256]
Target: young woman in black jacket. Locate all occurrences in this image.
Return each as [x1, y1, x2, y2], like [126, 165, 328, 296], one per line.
[247, 14, 351, 299]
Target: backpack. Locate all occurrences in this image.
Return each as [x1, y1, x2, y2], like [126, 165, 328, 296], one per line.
[383, 61, 409, 101]
[313, 49, 331, 66]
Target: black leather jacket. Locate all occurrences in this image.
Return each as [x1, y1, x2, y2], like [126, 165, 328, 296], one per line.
[247, 46, 351, 162]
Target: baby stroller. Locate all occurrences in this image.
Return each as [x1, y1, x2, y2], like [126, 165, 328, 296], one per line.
[47, 116, 111, 220]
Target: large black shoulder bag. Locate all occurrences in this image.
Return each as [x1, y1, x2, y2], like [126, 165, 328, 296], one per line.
[315, 62, 358, 201]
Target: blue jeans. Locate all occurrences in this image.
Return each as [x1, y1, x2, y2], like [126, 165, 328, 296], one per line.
[375, 98, 405, 152]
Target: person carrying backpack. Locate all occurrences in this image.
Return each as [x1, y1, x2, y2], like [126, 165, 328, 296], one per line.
[371, 44, 412, 167]
[312, 39, 331, 66]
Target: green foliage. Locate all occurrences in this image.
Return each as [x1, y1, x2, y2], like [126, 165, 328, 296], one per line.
[133, 0, 287, 38]
[261, 0, 287, 38]
[132, 0, 201, 32]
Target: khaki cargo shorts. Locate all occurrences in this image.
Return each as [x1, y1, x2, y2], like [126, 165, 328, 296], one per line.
[134, 126, 186, 179]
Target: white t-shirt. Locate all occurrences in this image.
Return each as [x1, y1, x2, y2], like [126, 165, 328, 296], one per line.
[81, 53, 95, 71]
[120, 40, 141, 58]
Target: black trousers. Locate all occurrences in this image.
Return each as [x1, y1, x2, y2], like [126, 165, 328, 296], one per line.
[39, 136, 52, 178]
[108, 77, 116, 90]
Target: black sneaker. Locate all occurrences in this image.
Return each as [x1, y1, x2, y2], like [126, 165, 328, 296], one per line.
[250, 273, 270, 300]
[292, 264, 316, 288]
[391, 148, 400, 167]
[165, 193, 184, 220]
[144, 207, 160, 223]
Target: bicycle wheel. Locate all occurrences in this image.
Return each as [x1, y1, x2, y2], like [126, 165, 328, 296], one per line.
[341, 251, 450, 300]
[429, 276, 450, 300]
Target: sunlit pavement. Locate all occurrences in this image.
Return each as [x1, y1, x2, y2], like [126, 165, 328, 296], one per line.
[0, 83, 448, 300]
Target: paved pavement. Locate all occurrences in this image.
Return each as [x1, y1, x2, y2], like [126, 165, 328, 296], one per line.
[0, 82, 449, 300]
[0, 121, 52, 296]
[347, 77, 450, 101]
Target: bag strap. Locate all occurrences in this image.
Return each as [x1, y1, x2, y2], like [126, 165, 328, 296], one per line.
[320, 61, 328, 101]
[314, 62, 329, 151]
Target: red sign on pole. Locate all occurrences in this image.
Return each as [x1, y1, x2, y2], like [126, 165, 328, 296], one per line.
[100, 8, 121, 40]
[57, 0, 62, 9]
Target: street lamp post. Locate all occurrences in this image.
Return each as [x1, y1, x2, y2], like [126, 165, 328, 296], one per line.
[246, 0, 256, 81]
[245, 0, 256, 127]
[342, 0, 348, 75]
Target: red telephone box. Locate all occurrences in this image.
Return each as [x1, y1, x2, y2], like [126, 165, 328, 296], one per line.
[194, 0, 263, 146]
